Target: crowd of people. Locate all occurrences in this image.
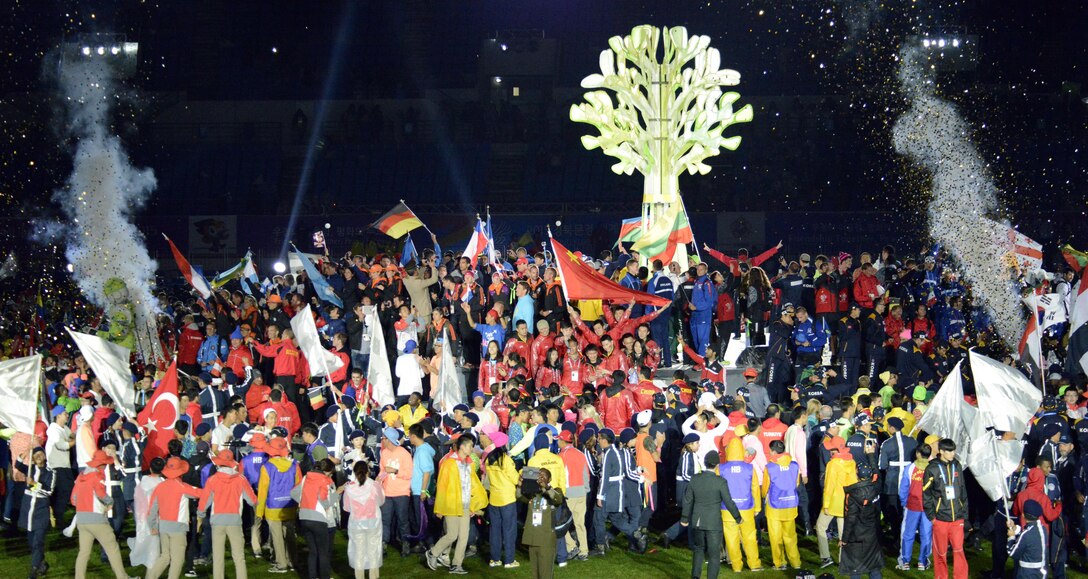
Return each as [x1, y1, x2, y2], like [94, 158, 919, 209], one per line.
[1, 239, 1085, 579]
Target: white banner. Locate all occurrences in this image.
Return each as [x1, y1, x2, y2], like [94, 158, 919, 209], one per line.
[366, 309, 394, 408]
[434, 335, 465, 415]
[67, 329, 136, 419]
[290, 305, 345, 379]
[970, 349, 1043, 437]
[0, 354, 42, 433]
[913, 362, 975, 452]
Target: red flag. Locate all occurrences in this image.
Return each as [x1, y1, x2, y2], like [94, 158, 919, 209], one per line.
[137, 360, 181, 468]
[163, 234, 212, 299]
[549, 237, 670, 307]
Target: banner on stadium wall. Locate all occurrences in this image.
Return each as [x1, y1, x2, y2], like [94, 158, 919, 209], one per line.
[188, 215, 237, 259]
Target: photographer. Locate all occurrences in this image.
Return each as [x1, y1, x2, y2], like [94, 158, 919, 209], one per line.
[518, 466, 565, 579]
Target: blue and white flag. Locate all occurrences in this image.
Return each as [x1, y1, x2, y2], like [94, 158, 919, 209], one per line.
[291, 244, 343, 308]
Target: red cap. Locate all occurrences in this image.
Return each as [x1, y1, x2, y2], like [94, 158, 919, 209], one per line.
[558, 430, 574, 444]
[743, 368, 759, 378]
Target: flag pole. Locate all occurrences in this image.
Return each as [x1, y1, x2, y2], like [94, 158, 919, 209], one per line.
[402, 199, 435, 239]
[679, 196, 701, 261]
[547, 226, 571, 304]
[1033, 293, 1046, 395]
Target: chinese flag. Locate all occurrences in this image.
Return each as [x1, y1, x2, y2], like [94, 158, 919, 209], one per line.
[549, 237, 671, 307]
[137, 360, 181, 468]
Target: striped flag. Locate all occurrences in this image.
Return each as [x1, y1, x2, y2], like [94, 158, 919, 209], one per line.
[616, 216, 642, 246]
[163, 234, 212, 299]
[211, 255, 250, 288]
[371, 202, 424, 239]
[291, 244, 343, 308]
[1008, 227, 1043, 271]
[1018, 294, 1044, 381]
[630, 201, 694, 264]
[1061, 244, 1088, 273]
[462, 219, 489, 268]
[1068, 266, 1088, 377]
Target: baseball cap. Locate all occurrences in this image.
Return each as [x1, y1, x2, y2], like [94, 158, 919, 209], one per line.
[743, 367, 759, 378]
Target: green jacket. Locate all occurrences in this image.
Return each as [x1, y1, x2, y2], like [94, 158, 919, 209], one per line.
[681, 470, 741, 530]
[518, 486, 564, 547]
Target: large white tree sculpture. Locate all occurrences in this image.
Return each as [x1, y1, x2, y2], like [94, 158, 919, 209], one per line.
[570, 25, 753, 264]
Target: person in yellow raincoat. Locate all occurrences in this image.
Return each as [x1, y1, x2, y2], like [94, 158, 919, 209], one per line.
[426, 434, 488, 575]
[718, 435, 763, 572]
[816, 436, 858, 568]
[762, 439, 802, 570]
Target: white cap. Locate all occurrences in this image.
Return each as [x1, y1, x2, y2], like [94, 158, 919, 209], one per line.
[636, 409, 652, 427]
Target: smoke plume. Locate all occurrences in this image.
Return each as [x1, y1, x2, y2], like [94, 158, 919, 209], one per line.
[892, 46, 1022, 346]
[53, 57, 161, 358]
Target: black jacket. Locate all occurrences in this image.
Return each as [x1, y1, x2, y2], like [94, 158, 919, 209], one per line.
[681, 470, 742, 529]
[923, 458, 968, 522]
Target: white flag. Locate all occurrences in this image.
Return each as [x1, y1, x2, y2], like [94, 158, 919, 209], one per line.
[1033, 293, 1067, 332]
[913, 362, 975, 452]
[68, 329, 136, 419]
[434, 338, 464, 414]
[970, 349, 1042, 438]
[0, 354, 42, 433]
[366, 309, 395, 408]
[290, 305, 345, 379]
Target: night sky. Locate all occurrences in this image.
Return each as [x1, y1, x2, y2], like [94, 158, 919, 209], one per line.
[1, 1, 1085, 245]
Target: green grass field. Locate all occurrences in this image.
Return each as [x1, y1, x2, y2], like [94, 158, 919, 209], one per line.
[4, 520, 1083, 578]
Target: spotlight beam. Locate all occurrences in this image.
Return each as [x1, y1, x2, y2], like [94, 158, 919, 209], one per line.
[278, 2, 357, 261]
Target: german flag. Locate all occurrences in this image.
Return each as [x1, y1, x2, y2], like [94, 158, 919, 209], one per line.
[371, 202, 424, 239]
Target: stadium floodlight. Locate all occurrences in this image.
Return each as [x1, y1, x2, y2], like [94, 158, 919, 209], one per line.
[62, 33, 139, 78]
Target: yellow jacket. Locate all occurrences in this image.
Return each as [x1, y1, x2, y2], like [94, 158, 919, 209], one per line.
[884, 407, 915, 438]
[527, 449, 567, 493]
[397, 403, 428, 430]
[434, 455, 488, 517]
[822, 455, 858, 517]
[485, 454, 520, 508]
[577, 299, 603, 322]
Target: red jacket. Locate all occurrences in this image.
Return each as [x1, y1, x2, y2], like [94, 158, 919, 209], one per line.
[177, 325, 204, 365]
[598, 386, 637, 432]
[252, 340, 301, 378]
[598, 349, 629, 381]
[198, 471, 256, 523]
[853, 274, 880, 309]
[885, 314, 905, 348]
[535, 365, 563, 390]
[530, 335, 555, 377]
[225, 346, 254, 378]
[72, 469, 110, 523]
[758, 418, 788, 458]
[478, 359, 506, 392]
[627, 380, 661, 413]
[1012, 467, 1062, 528]
[705, 246, 780, 278]
[503, 336, 532, 367]
[716, 292, 736, 322]
[245, 384, 271, 422]
[561, 357, 586, 396]
[149, 478, 203, 532]
[327, 348, 350, 383]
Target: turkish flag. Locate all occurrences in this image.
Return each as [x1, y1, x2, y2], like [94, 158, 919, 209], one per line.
[549, 237, 670, 307]
[137, 360, 181, 468]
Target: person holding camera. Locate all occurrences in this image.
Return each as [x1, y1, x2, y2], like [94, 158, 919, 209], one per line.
[518, 466, 565, 579]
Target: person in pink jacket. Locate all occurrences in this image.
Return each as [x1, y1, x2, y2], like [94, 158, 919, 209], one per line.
[344, 461, 386, 579]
